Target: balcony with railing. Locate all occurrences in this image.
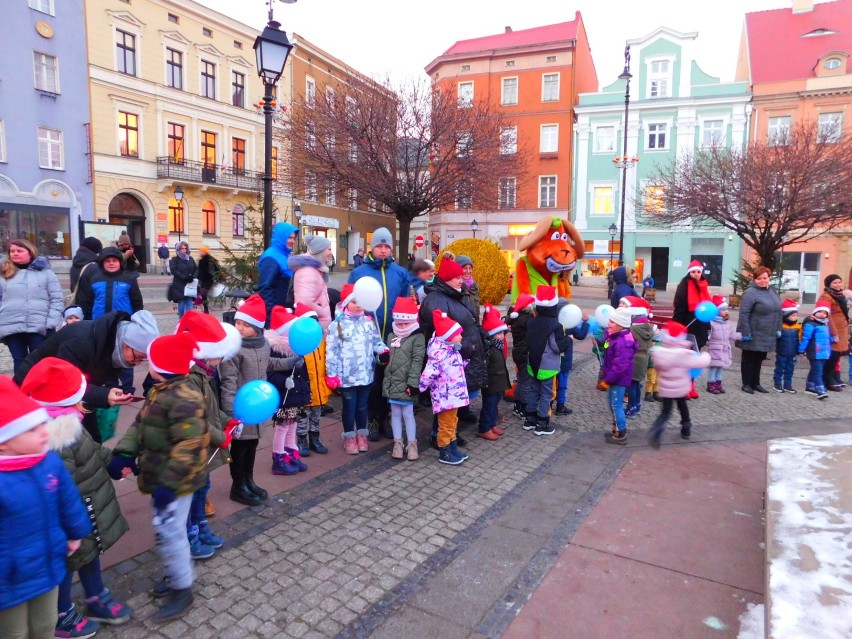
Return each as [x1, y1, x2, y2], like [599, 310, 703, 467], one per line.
[156, 157, 263, 191]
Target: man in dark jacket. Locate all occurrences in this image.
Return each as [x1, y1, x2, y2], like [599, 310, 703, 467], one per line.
[69, 236, 102, 291]
[157, 244, 170, 275]
[14, 310, 160, 442]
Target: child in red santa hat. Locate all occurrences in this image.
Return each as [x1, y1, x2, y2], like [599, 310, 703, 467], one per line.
[478, 305, 511, 440]
[618, 296, 655, 418]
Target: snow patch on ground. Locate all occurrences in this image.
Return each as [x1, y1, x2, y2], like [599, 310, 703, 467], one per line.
[765, 433, 852, 639]
[737, 603, 764, 639]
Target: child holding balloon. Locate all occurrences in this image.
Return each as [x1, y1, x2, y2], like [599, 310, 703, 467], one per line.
[326, 283, 389, 454]
[553, 300, 589, 416]
[706, 296, 741, 394]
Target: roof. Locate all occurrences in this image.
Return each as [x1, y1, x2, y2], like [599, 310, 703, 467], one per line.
[442, 18, 579, 56]
[744, 0, 852, 84]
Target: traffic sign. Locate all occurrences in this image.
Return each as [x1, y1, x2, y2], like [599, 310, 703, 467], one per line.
[414, 235, 424, 248]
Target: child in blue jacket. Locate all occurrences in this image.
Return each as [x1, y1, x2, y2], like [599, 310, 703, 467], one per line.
[798, 304, 834, 399]
[0, 377, 91, 638]
[773, 299, 801, 393]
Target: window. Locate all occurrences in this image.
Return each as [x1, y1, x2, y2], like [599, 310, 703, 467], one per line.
[540, 124, 558, 153]
[326, 86, 335, 108]
[231, 71, 245, 107]
[647, 122, 667, 150]
[501, 77, 518, 105]
[33, 52, 59, 93]
[201, 131, 216, 167]
[345, 96, 357, 122]
[648, 60, 670, 98]
[305, 172, 317, 200]
[233, 40, 243, 50]
[546, 55, 557, 63]
[202, 200, 216, 234]
[818, 112, 843, 143]
[824, 58, 842, 70]
[499, 177, 516, 209]
[461, 64, 470, 72]
[325, 179, 336, 205]
[505, 60, 515, 67]
[167, 123, 184, 163]
[768, 116, 791, 145]
[542, 73, 559, 102]
[202, 27, 212, 37]
[348, 188, 358, 209]
[458, 81, 473, 107]
[306, 77, 316, 108]
[456, 181, 472, 210]
[591, 186, 613, 215]
[701, 119, 724, 147]
[348, 140, 358, 163]
[166, 48, 182, 89]
[168, 197, 184, 234]
[37, 127, 63, 169]
[28, 0, 54, 15]
[539, 176, 556, 208]
[201, 60, 216, 99]
[167, 13, 179, 23]
[117, 111, 138, 157]
[644, 185, 666, 214]
[0, 120, 6, 163]
[232, 137, 245, 174]
[500, 126, 517, 154]
[232, 203, 245, 237]
[456, 132, 471, 157]
[271, 146, 278, 179]
[116, 30, 136, 76]
[595, 125, 615, 153]
[306, 122, 316, 150]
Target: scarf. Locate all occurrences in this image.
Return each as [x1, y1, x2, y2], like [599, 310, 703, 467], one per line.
[390, 321, 419, 345]
[45, 405, 82, 420]
[344, 309, 364, 320]
[463, 277, 475, 288]
[824, 287, 849, 318]
[0, 451, 48, 471]
[686, 277, 710, 311]
[193, 359, 216, 377]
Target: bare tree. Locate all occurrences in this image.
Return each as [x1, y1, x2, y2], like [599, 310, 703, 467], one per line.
[285, 76, 528, 259]
[643, 121, 852, 269]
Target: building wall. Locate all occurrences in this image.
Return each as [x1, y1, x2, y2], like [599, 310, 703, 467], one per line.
[0, 0, 93, 265]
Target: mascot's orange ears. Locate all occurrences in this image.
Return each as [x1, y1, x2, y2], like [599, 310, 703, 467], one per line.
[519, 217, 585, 263]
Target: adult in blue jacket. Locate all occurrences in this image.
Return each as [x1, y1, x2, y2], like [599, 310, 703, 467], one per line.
[257, 222, 299, 323]
[347, 227, 415, 439]
[610, 266, 638, 309]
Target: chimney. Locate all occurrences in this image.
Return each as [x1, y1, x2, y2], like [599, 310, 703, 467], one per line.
[505, 26, 512, 33]
[792, 0, 814, 13]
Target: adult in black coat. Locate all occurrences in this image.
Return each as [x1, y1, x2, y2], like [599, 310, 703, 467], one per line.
[14, 310, 160, 442]
[197, 246, 223, 314]
[168, 241, 197, 318]
[69, 237, 102, 291]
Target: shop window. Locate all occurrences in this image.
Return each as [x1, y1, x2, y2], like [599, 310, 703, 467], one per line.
[0, 205, 71, 258]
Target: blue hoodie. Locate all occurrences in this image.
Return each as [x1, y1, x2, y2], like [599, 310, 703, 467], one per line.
[257, 222, 299, 320]
[610, 266, 638, 309]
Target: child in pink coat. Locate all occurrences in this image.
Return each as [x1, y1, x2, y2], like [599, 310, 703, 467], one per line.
[706, 296, 741, 394]
[649, 321, 711, 448]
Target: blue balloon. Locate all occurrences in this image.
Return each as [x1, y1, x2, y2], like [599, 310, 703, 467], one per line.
[234, 380, 280, 424]
[586, 317, 600, 334]
[690, 368, 703, 380]
[694, 301, 719, 323]
[289, 316, 323, 356]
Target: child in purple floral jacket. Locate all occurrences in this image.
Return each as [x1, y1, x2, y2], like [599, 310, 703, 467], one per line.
[420, 310, 469, 466]
[603, 307, 638, 445]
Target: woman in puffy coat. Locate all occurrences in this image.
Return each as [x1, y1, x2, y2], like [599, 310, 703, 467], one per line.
[0, 239, 64, 372]
[167, 241, 197, 318]
[736, 266, 782, 393]
[289, 235, 332, 331]
[816, 274, 850, 390]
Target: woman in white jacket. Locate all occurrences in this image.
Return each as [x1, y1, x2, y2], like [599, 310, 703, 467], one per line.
[0, 239, 63, 372]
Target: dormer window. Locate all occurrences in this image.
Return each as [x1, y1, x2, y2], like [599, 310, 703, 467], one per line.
[824, 58, 842, 70]
[648, 59, 671, 98]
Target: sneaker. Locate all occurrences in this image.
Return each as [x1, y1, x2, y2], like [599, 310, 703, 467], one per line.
[522, 415, 536, 431]
[783, 385, 797, 394]
[356, 433, 369, 452]
[818, 389, 829, 400]
[534, 421, 556, 436]
[773, 383, 784, 393]
[150, 576, 171, 598]
[680, 421, 692, 440]
[828, 385, 843, 392]
[438, 446, 463, 465]
[512, 405, 525, 419]
[197, 521, 224, 548]
[56, 606, 100, 638]
[605, 430, 628, 445]
[554, 404, 572, 415]
[85, 588, 132, 625]
[343, 436, 359, 455]
[188, 527, 216, 560]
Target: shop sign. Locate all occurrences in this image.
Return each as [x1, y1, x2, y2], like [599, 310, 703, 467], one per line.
[302, 215, 339, 228]
[508, 224, 537, 237]
[157, 234, 168, 243]
[593, 239, 610, 254]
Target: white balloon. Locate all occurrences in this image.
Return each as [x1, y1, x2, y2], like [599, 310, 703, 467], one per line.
[559, 304, 583, 330]
[594, 304, 615, 326]
[353, 277, 383, 312]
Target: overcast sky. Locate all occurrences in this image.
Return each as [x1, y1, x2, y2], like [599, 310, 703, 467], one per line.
[198, 0, 828, 87]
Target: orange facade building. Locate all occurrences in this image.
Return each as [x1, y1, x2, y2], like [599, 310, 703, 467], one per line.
[424, 16, 597, 262]
[737, 0, 852, 302]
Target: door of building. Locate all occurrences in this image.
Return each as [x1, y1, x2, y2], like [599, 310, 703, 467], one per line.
[651, 247, 669, 290]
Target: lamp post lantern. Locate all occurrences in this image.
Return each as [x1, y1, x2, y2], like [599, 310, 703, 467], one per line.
[608, 222, 617, 296]
[173, 185, 184, 244]
[471, 218, 479, 239]
[613, 44, 639, 267]
[293, 201, 302, 227]
[254, 13, 294, 249]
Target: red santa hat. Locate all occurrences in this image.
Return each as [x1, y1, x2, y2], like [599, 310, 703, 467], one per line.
[687, 260, 704, 275]
[711, 295, 729, 311]
[21, 357, 87, 407]
[340, 283, 357, 309]
[510, 293, 535, 318]
[535, 285, 558, 308]
[233, 293, 267, 329]
[482, 305, 508, 336]
[176, 310, 241, 360]
[620, 296, 653, 318]
[436, 258, 464, 282]
[781, 298, 799, 316]
[147, 332, 200, 376]
[270, 305, 299, 335]
[432, 309, 462, 342]
[392, 297, 419, 322]
[812, 304, 831, 316]
[292, 301, 318, 320]
[661, 320, 690, 345]
[0, 377, 50, 445]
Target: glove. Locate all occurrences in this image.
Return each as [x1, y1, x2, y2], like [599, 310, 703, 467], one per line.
[831, 336, 839, 343]
[406, 385, 420, 397]
[107, 455, 138, 480]
[776, 331, 782, 338]
[152, 486, 176, 511]
[325, 375, 341, 390]
[284, 356, 305, 370]
[741, 335, 753, 342]
[221, 419, 241, 448]
[284, 376, 295, 389]
[378, 350, 390, 365]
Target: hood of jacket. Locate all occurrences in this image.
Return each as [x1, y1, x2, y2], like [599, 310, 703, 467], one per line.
[46, 413, 84, 451]
[259, 222, 298, 277]
[265, 329, 293, 356]
[10, 255, 53, 272]
[72, 247, 99, 268]
[612, 266, 628, 285]
[96, 246, 128, 269]
[287, 253, 324, 271]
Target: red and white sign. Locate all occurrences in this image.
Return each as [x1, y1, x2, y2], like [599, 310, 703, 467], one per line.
[157, 234, 168, 243]
[414, 235, 425, 248]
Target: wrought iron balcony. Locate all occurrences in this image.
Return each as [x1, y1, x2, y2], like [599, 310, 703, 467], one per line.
[156, 157, 263, 191]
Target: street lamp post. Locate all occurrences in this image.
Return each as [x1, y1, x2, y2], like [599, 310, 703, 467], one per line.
[253, 10, 295, 249]
[174, 185, 184, 244]
[471, 219, 479, 239]
[613, 44, 639, 267]
[608, 222, 617, 296]
[294, 201, 302, 228]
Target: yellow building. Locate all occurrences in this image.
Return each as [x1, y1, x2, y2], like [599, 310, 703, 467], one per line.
[87, 0, 278, 270]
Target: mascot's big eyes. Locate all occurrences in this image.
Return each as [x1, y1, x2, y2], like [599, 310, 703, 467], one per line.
[561, 233, 569, 241]
[550, 231, 561, 240]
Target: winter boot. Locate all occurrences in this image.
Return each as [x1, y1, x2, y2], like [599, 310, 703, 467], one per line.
[150, 576, 171, 598]
[406, 440, 419, 461]
[554, 403, 572, 415]
[706, 381, 719, 394]
[534, 417, 556, 436]
[297, 433, 311, 457]
[356, 432, 369, 452]
[680, 421, 692, 440]
[85, 587, 132, 625]
[229, 477, 261, 506]
[648, 424, 663, 449]
[449, 438, 469, 461]
[197, 520, 224, 548]
[644, 392, 653, 402]
[652, 392, 661, 401]
[367, 418, 381, 442]
[391, 439, 404, 460]
[245, 473, 268, 500]
[522, 413, 537, 431]
[286, 447, 308, 472]
[271, 452, 299, 475]
[343, 434, 359, 455]
[187, 525, 216, 560]
[717, 381, 726, 394]
[438, 445, 463, 465]
[153, 587, 194, 621]
[55, 604, 100, 638]
[308, 431, 328, 454]
[605, 429, 628, 445]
